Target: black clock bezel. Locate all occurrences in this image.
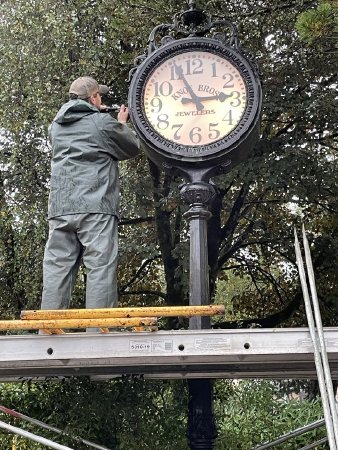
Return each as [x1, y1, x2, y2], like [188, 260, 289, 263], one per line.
[129, 36, 262, 168]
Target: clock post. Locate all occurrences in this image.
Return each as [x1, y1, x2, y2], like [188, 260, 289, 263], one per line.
[180, 180, 218, 449]
[128, 1, 262, 448]
[180, 180, 215, 330]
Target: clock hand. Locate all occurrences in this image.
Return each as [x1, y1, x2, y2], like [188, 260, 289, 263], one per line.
[181, 92, 233, 105]
[174, 63, 204, 111]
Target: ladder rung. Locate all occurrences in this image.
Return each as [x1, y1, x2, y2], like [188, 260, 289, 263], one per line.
[40, 329, 65, 335]
[99, 328, 110, 334]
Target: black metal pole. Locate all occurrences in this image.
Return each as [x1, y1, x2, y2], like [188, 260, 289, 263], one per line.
[180, 181, 218, 449]
[181, 183, 213, 329]
[187, 379, 218, 450]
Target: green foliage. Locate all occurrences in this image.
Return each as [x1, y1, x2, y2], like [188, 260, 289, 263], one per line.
[0, 378, 188, 449]
[0, 0, 337, 325]
[0, 379, 327, 449]
[214, 380, 326, 449]
[296, 2, 338, 47]
[0, 1, 337, 448]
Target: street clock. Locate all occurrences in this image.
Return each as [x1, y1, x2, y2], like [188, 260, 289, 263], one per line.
[128, 8, 263, 447]
[128, 36, 262, 172]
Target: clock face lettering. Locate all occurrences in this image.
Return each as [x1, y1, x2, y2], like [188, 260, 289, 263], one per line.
[143, 51, 247, 146]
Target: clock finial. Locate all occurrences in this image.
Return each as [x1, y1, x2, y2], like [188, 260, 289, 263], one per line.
[181, 0, 206, 27]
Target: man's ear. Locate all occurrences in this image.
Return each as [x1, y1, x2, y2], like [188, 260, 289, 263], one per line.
[88, 95, 95, 105]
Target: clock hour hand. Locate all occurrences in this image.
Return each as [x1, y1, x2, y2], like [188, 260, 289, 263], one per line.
[174, 63, 204, 111]
[181, 92, 233, 105]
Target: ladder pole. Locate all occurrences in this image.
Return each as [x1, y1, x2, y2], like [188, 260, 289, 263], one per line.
[0, 420, 74, 450]
[0, 317, 157, 331]
[294, 230, 338, 449]
[302, 225, 338, 440]
[21, 305, 225, 321]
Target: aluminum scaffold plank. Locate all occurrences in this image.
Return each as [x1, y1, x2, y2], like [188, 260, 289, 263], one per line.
[0, 328, 338, 381]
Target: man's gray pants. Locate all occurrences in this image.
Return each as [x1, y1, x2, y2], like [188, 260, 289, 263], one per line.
[41, 213, 118, 310]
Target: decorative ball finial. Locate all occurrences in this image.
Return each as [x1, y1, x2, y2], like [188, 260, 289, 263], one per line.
[181, 0, 206, 27]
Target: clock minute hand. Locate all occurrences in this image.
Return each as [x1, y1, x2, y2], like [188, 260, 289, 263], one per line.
[174, 63, 204, 111]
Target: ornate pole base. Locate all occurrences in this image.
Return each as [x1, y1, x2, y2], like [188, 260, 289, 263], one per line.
[187, 379, 218, 450]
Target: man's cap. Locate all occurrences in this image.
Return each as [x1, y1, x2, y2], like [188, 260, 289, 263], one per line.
[69, 76, 109, 99]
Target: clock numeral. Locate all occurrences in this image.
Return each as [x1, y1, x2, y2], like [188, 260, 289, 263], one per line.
[222, 73, 234, 88]
[157, 114, 169, 130]
[211, 62, 218, 77]
[189, 127, 202, 144]
[154, 81, 173, 97]
[170, 65, 179, 80]
[171, 124, 183, 140]
[230, 91, 242, 107]
[186, 58, 203, 75]
[208, 123, 220, 140]
[150, 97, 162, 113]
[170, 59, 203, 80]
[222, 110, 233, 125]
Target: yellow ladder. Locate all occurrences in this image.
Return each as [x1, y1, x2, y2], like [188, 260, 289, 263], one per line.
[0, 305, 225, 334]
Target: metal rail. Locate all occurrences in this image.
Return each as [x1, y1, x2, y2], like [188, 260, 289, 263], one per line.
[0, 406, 110, 450]
[252, 418, 326, 449]
[295, 226, 338, 449]
[298, 437, 328, 450]
[0, 420, 74, 450]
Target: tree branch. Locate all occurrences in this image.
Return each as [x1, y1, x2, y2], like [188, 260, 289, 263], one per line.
[119, 216, 154, 226]
[119, 255, 162, 292]
[148, 159, 183, 306]
[213, 292, 303, 329]
[119, 290, 167, 300]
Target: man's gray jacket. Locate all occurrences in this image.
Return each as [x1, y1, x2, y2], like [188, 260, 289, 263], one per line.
[47, 99, 140, 219]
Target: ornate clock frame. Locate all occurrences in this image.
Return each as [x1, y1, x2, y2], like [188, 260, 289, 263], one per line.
[128, 6, 262, 181]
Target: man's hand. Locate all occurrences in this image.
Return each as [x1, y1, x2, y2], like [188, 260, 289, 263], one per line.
[117, 104, 129, 123]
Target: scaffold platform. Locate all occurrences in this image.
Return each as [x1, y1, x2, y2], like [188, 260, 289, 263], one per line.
[1, 327, 338, 381]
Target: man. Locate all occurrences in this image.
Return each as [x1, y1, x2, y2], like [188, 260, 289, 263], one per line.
[41, 76, 140, 311]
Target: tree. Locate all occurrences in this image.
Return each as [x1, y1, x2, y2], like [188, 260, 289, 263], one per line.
[0, 0, 336, 448]
[0, 0, 336, 327]
[0, 378, 327, 449]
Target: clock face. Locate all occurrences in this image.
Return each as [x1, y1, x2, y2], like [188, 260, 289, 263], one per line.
[129, 37, 262, 168]
[142, 50, 247, 147]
